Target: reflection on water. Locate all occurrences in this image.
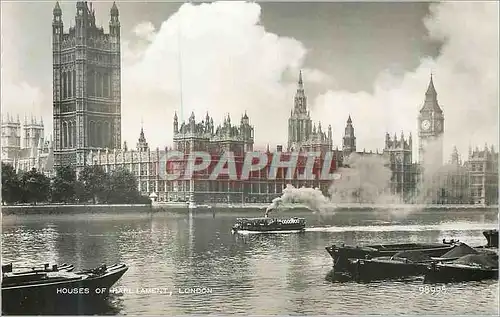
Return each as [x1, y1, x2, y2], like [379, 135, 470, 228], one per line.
[2, 209, 499, 315]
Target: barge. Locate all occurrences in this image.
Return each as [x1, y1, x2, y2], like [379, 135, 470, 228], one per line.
[424, 253, 498, 283]
[483, 229, 498, 248]
[326, 242, 457, 274]
[2, 263, 75, 274]
[348, 250, 433, 282]
[2, 263, 128, 314]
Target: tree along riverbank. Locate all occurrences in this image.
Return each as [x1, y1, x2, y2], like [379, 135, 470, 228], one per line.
[1, 163, 151, 206]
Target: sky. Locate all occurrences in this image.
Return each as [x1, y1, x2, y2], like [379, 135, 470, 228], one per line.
[1, 0, 498, 163]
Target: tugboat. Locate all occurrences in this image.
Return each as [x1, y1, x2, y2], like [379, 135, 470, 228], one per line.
[231, 217, 306, 233]
[2, 263, 128, 314]
[231, 206, 306, 233]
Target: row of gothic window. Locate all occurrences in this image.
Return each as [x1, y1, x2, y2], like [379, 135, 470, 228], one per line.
[88, 70, 111, 98]
[60, 120, 114, 149]
[61, 70, 112, 99]
[61, 121, 77, 148]
[62, 70, 76, 99]
[88, 121, 113, 148]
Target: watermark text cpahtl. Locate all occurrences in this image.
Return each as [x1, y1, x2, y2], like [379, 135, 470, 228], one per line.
[164, 151, 341, 181]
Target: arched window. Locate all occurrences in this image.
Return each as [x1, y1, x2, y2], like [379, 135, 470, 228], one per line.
[88, 121, 94, 147]
[73, 121, 77, 147]
[68, 70, 72, 98]
[96, 72, 102, 97]
[88, 70, 94, 96]
[72, 70, 76, 98]
[68, 121, 72, 148]
[62, 72, 67, 99]
[92, 121, 97, 147]
[62, 121, 67, 148]
[96, 122, 102, 147]
[103, 121, 110, 148]
[103, 73, 110, 97]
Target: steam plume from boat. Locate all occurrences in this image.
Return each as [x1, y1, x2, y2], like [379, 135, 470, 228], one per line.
[328, 152, 403, 205]
[265, 152, 411, 216]
[265, 184, 330, 216]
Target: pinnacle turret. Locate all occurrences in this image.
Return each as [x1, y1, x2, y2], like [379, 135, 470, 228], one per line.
[420, 73, 443, 113]
[110, 1, 119, 16]
[53, 1, 62, 16]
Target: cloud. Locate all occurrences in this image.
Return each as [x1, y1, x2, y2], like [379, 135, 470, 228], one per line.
[133, 21, 156, 42]
[1, 82, 45, 120]
[121, 1, 320, 149]
[1, 2, 48, 128]
[313, 2, 499, 163]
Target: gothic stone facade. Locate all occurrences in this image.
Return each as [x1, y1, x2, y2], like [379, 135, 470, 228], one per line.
[52, 1, 121, 171]
[1, 114, 53, 175]
[287, 71, 333, 153]
[466, 145, 498, 205]
[383, 132, 417, 202]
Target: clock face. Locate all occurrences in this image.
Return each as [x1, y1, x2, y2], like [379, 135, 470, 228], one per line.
[421, 120, 431, 131]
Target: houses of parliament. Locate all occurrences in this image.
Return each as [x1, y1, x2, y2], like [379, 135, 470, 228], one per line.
[1, 1, 498, 205]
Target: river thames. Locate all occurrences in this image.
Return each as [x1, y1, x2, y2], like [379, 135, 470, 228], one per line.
[2, 208, 499, 315]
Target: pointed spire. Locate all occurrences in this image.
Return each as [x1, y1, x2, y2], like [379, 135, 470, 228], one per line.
[53, 1, 62, 15]
[298, 70, 303, 86]
[174, 111, 178, 120]
[421, 72, 443, 114]
[110, 1, 119, 16]
[347, 115, 352, 124]
[426, 73, 436, 96]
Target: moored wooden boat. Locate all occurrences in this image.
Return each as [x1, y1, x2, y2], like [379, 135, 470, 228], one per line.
[326, 242, 457, 274]
[232, 217, 306, 233]
[2, 263, 128, 314]
[483, 229, 498, 248]
[2, 263, 74, 274]
[424, 253, 498, 283]
[348, 251, 434, 282]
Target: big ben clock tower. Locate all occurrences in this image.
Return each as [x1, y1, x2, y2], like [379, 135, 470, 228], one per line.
[418, 75, 444, 166]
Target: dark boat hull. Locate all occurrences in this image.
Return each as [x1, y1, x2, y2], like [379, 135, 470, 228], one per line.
[2, 263, 128, 315]
[326, 243, 456, 273]
[424, 264, 498, 283]
[348, 258, 429, 282]
[483, 230, 499, 248]
[2, 263, 74, 274]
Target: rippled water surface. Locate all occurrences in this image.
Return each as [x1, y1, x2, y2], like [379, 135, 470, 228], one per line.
[2, 208, 499, 315]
